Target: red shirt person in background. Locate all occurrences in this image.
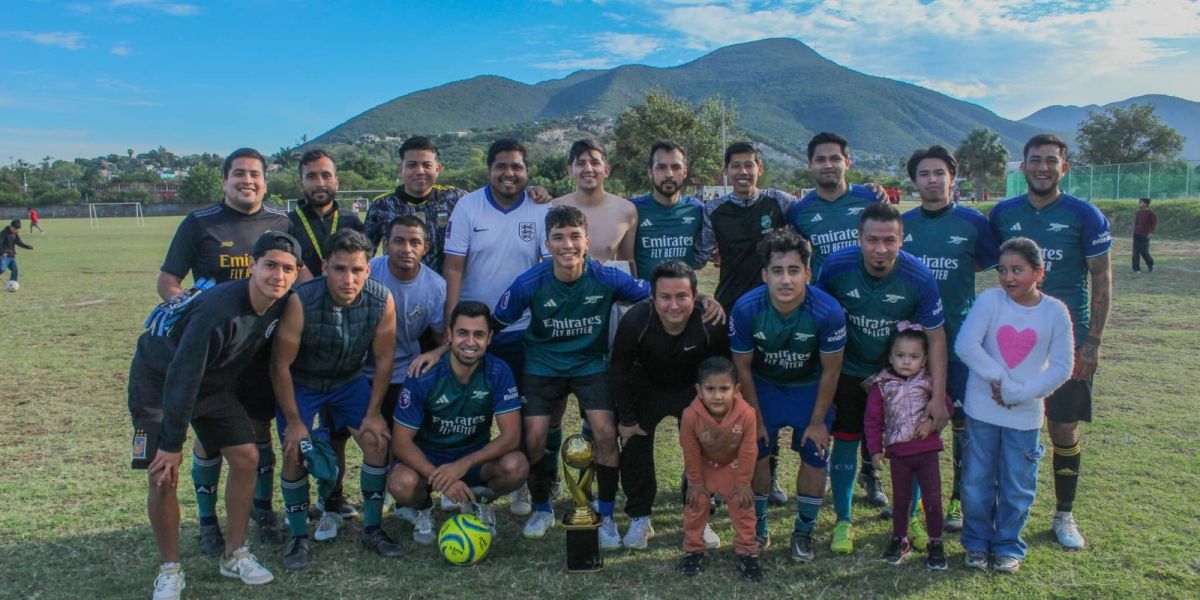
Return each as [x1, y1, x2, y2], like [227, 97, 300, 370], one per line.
[1132, 197, 1157, 273]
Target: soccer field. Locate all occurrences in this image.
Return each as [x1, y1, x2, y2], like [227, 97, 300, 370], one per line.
[1, 216, 1198, 599]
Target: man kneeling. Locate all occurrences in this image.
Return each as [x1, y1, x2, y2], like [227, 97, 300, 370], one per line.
[387, 301, 528, 545]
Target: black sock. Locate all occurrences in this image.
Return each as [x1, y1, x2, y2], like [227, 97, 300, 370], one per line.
[1053, 442, 1081, 513]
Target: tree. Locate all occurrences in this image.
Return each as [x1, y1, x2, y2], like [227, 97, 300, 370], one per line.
[611, 89, 738, 195]
[179, 165, 223, 203]
[956, 128, 1008, 201]
[1076, 103, 1184, 165]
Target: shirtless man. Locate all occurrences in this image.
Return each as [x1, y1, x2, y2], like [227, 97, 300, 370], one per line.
[552, 139, 637, 264]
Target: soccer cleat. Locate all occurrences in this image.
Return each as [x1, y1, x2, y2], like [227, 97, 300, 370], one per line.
[680, 551, 704, 576]
[413, 508, 436, 545]
[965, 550, 989, 571]
[282, 536, 312, 570]
[944, 499, 964, 532]
[790, 531, 814, 563]
[198, 523, 225, 558]
[509, 485, 532, 517]
[882, 536, 911, 565]
[394, 506, 420, 526]
[908, 517, 929, 551]
[313, 511, 342, 542]
[830, 521, 854, 554]
[522, 510, 555, 539]
[736, 553, 764, 582]
[361, 529, 404, 558]
[320, 493, 359, 519]
[440, 494, 461, 512]
[599, 516, 622, 551]
[219, 547, 274, 585]
[152, 564, 185, 600]
[474, 502, 498, 537]
[755, 532, 771, 552]
[622, 516, 655, 550]
[859, 471, 889, 508]
[926, 540, 948, 571]
[768, 476, 788, 506]
[1052, 511, 1086, 550]
[252, 508, 285, 545]
[993, 555, 1021, 574]
[702, 523, 721, 550]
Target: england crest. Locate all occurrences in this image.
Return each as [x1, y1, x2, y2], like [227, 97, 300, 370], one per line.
[519, 222, 536, 242]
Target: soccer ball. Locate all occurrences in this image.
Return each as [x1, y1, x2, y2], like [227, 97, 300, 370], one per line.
[4, 280, 17, 292]
[438, 513, 492, 566]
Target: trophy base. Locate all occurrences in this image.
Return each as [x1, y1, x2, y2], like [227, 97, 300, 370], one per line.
[563, 527, 603, 573]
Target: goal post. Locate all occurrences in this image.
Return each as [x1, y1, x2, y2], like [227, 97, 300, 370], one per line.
[88, 202, 145, 227]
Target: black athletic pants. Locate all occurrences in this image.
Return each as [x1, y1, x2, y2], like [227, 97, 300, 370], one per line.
[620, 384, 694, 518]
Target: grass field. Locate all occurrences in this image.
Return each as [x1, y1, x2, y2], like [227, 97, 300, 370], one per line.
[1, 214, 1198, 599]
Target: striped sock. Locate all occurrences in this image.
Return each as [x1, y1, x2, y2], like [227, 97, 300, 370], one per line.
[361, 463, 387, 533]
[192, 452, 221, 526]
[254, 442, 275, 512]
[794, 495, 822, 535]
[1053, 442, 1081, 512]
[280, 476, 310, 538]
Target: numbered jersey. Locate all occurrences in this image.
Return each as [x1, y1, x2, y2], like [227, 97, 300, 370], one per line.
[729, 284, 847, 386]
[989, 193, 1111, 343]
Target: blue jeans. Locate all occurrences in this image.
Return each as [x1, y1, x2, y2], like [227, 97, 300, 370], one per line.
[0, 256, 17, 281]
[961, 415, 1044, 559]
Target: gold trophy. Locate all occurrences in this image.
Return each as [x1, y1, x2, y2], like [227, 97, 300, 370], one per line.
[560, 434, 603, 572]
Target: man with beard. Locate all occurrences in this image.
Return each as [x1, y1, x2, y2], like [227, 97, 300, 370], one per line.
[158, 148, 300, 556]
[901, 146, 999, 533]
[629, 140, 706, 278]
[989, 134, 1112, 551]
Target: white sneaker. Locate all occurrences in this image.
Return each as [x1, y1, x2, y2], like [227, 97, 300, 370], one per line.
[152, 563, 185, 600]
[1052, 511, 1086, 550]
[509, 485, 532, 516]
[522, 510, 555, 539]
[413, 508, 436, 545]
[219, 546, 274, 586]
[622, 516, 655, 550]
[440, 494, 461, 512]
[394, 506, 419, 526]
[599, 516, 621, 551]
[702, 523, 721, 550]
[473, 502, 498, 536]
[313, 511, 342, 542]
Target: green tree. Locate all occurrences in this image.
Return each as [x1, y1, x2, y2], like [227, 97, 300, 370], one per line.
[1076, 104, 1185, 165]
[956, 128, 1009, 201]
[179, 165, 223, 203]
[611, 89, 738, 195]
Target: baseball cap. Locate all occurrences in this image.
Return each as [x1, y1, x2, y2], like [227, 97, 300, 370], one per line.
[252, 231, 302, 263]
[9, 219, 19, 228]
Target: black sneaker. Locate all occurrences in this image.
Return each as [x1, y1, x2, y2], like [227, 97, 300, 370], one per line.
[198, 522, 224, 557]
[680, 551, 704, 577]
[859, 469, 889, 508]
[361, 529, 404, 558]
[883, 536, 911, 565]
[790, 531, 814, 563]
[252, 507, 285, 544]
[283, 536, 313, 570]
[926, 540, 948, 571]
[736, 554, 764, 582]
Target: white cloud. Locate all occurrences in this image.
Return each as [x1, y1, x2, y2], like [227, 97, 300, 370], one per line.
[108, 0, 201, 16]
[1, 31, 86, 50]
[111, 42, 132, 56]
[534, 31, 664, 70]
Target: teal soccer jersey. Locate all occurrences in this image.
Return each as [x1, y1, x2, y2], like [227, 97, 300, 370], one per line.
[494, 257, 650, 377]
[729, 284, 847, 386]
[630, 194, 705, 277]
[989, 193, 1112, 343]
[815, 247, 945, 378]
[393, 354, 520, 450]
[787, 185, 879, 276]
[902, 204, 999, 361]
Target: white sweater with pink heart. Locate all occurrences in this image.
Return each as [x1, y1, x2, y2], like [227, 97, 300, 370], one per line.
[955, 287, 1075, 430]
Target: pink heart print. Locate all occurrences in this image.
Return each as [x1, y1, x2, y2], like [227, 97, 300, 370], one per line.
[997, 325, 1037, 368]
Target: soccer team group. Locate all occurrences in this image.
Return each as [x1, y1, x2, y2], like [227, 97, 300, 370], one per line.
[128, 129, 1112, 597]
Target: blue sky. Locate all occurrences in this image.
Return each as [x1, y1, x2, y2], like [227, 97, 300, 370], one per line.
[2, 0, 1197, 162]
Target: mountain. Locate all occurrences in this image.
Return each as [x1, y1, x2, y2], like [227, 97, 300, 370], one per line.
[313, 38, 1045, 158]
[1020, 95, 1200, 158]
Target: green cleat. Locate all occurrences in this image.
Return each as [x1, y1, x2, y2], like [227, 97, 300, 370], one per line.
[830, 521, 854, 554]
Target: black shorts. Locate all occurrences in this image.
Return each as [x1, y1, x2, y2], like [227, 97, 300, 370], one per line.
[128, 372, 256, 470]
[832, 373, 869, 437]
[381, 383, 404, 429]
[235, 364, 276, 422]
[522, 372, 611, 417]
[1045, 377, 1093, 423]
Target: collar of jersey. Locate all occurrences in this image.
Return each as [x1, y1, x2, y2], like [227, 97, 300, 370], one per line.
[484, 186, 527, 214]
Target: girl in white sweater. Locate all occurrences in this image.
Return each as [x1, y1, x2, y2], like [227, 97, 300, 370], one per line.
[954, 237, 1074, 574]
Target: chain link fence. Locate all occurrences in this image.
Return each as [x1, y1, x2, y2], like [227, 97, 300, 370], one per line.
[1006, 159, 1200, 200]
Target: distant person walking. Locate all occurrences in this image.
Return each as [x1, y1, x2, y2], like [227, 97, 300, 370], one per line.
[27, 208, 43, 234]
[1, 219, 33, 289]
[1132, 197, 1157, 273]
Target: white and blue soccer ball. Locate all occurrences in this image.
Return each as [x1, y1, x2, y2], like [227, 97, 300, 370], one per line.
[4, 280, 17, 292]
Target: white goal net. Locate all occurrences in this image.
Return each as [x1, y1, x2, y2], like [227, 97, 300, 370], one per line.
[88, 202, 145, 227]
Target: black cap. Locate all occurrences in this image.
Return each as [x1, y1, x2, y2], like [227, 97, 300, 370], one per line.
[9, 219, 19, 228]
[252, 231, 303, 263]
